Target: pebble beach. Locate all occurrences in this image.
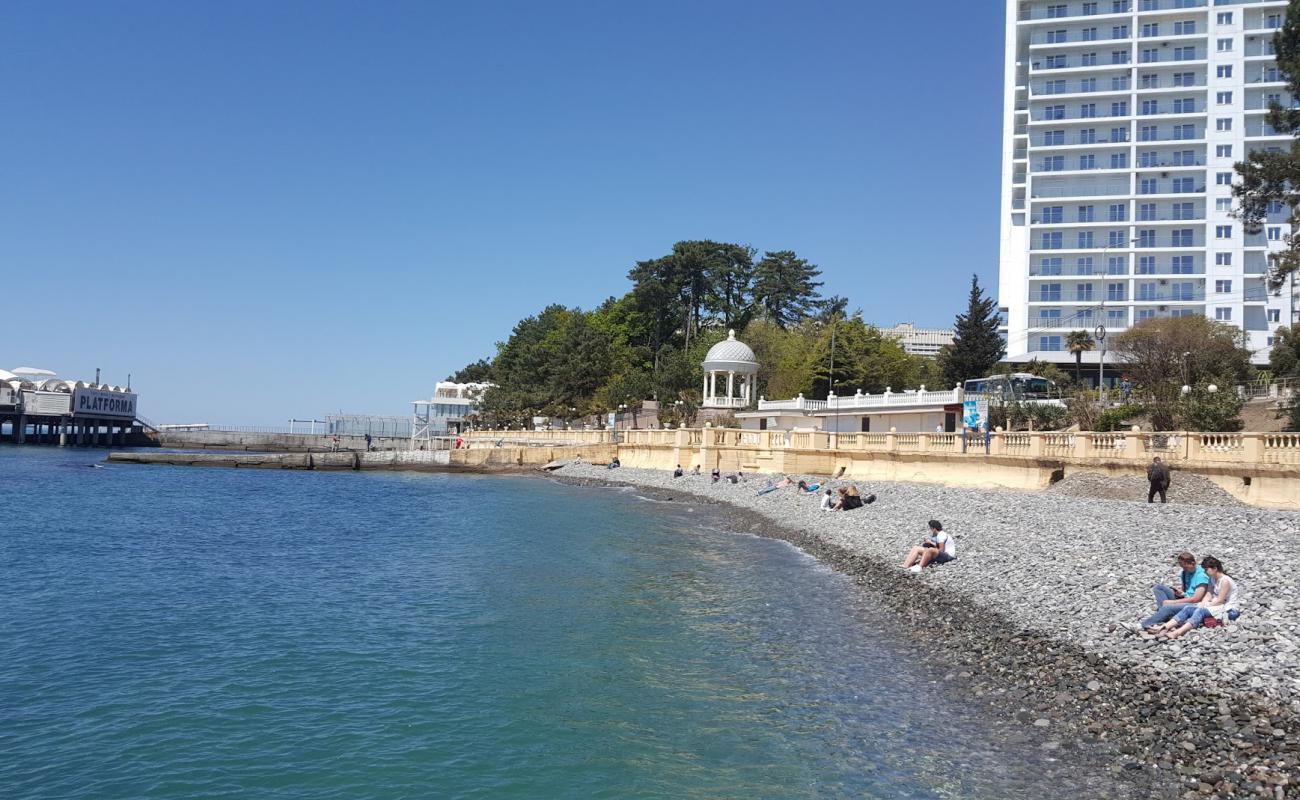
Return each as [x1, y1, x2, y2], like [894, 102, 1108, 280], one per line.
[554, 463, 1300, 799]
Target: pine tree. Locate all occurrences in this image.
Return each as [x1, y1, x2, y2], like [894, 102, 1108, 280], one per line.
[752, 250, 823, 328]
[941, 275, 1005, 387]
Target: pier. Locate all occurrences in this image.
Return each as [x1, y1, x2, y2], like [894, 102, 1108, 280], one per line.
[1, 374, 148, 447]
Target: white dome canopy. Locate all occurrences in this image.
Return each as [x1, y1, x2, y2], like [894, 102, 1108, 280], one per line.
[703, 330, 757, 370]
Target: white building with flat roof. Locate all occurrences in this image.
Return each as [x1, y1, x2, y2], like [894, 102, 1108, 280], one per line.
[1000, 0, 1295, 369]
[881, 323, 956, 357]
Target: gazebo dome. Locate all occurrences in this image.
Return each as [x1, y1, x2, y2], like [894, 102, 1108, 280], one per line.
[703, 330, 757, 371]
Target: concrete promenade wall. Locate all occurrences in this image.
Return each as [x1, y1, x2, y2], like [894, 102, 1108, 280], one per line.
[587, 427, 1300, 510]
[154, 430, 439, 452]
[109, 450, 452, 470]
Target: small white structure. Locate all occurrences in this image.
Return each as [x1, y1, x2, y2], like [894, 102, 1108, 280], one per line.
[739, 385, 965, 434]
[701, 330, 757, 409]
[412, 381, 492, 445]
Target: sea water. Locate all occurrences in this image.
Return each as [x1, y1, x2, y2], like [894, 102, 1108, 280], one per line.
[0, 447, 1121, 798]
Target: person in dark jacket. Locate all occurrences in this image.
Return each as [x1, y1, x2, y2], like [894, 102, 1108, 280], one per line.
[1147, 457, 1170, 504]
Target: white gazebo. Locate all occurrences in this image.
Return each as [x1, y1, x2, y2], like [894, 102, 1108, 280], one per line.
[702, 330, 757, 409]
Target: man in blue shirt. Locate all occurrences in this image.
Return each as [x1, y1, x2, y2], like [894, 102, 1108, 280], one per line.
[1123, 551, 1210, 632]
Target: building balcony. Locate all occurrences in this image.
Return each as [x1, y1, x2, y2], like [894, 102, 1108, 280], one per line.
[1030, 181, 1131, 199]
[1029, 30, 1133, 47]
[1018, 4, 1132, 23]
[1133, 290, 1208, 302]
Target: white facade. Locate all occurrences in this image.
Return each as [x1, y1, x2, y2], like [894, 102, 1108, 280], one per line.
[881, 322, 956, 356]
[1000, 0, 1295, 368]
[739, 386, 963, 433]
[411, 381, 492, 439]
[701, 330, 758, 409]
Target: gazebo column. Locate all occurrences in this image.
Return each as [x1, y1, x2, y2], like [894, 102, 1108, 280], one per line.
[726, 371, 734, 404]
[703, 373, 709, 402]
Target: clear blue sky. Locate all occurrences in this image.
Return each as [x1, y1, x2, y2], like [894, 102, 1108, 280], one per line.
[3, 1, 1004, 424]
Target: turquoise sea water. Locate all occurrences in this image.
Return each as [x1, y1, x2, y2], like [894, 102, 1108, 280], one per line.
[0, 448, 1120, 799]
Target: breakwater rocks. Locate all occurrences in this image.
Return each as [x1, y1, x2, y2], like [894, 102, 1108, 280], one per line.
[555, 464, 1300, 799]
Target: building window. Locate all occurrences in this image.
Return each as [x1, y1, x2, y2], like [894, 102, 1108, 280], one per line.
[1172, 123, 1194, 140]
[1216, 12, 1232, 25]
[1174, 46, 1196, 61]
[1139, 178, 1158, 194]
[1216, 38, 1233, 52]
[1216, 280, 1232, 293]
[1079, 154, 1097, 170]
[1112, 75, 1129, 91]
[1216, 91, 1232, 105]
[1141, 48, 1159, 63]
[1083, 2, 1098, 15]
[1141, 99, 1159, 116]
[1172, 282, 1197, 301]
[1139, 229, 1156, 247]
[1216, 308, 1232, 321]
[1042, 130, 1065, 146]
[1040, 257, 1063, 275]
[1077, 256, 1095, 275]
[1110, 101, 1127, 117]
[1043, 206, 1064, 223]
[1080, 128, 1098, 144]
[1076, 284, 1095, 301]
[1217, 65, 1233, 79]
[1111, 127, 1129, 143]
[1047, 29, 1068, 44]
[1110, 152, 1128, 169]
[1108, 256, 1126, 275]
[1107, 230, 1127, 247]
[1042, 232, 1064, 249]
[1172, 255, 1194, 274]
[1216, 144, 1232, 158]
[1172, 229, 1194, 246]
[1173, 72, 1195, 87]
[1269, 227, 1283, 241]
[1142, 23, 1159, 37]
[1216, 225, 1232, 239]
[1268, 14, 1283, 29]
[1172, 202, 1194, 220]
[1081, 52, 1098, 66]
[1137, 282, 1157, 300]
[1172, 177, 1193, 193]
[1081, 103, 1098, 118]
[1216, 252, 1232, 266]
[1112, 50, 1130, 65]
[1138, 202, 1156, 221]
[1108, 282, 1126, 301]
[1173, 20, 1196, 36]
[1047, 4, 1068, 18]
[1042, 155, 1065, 171]
[1040, 335, 1063, 352]
[1137, 309, 1156, 321]
[1269, 309, 1282, 323]
[1078, 205, 1095, 222]
[1138, 255, 1156, 274]
[1216, 172, 1233, 185]
[1080, 77, 1097, 92]
[1216, 118, 1233, 131]
[1216, 198, 1232, 212]
[1077, 230, 1095, 248]
[1173, 97, 1196, 114]
[1040, 283, 1062, 302]
[1141, 73, 1160, 90]
[1108, 203, 1127, 222]
[1044, 105, 1066, 121]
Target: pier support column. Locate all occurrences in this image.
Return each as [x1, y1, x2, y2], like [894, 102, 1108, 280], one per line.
[15, 414, 26, 444]
[59, 418, 68, 446]
[76, 421, 85, 447]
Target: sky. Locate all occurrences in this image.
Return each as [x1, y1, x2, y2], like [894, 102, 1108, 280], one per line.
[2, 1, 1006, 424]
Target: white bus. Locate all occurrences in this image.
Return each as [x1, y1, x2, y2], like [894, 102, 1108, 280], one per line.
[963, 373, 1063, 405]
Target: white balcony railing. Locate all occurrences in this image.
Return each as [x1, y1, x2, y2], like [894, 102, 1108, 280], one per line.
[757, 387, 961, 413]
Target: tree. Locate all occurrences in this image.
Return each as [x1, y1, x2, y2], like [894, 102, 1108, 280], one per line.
[807, 314, 920, 399]
[1065, 330, 1095, 384]
[752, 250, 823, 328]
[1176, 386, 1244, 432]
[1269, 324, 1300, 378]
[1111, 316, 1253, 430]
[446, 358, 494, 383]
[1233, 0, 1300, 291]
[941, 275, 1005, 387]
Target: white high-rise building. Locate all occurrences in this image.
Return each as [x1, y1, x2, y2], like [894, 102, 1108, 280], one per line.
[1000, 0, 1296, 371]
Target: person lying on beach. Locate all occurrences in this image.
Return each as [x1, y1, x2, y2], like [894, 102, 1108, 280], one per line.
[1119, 552, 1209, 634]
[673, 465, 683, 478]
[900, 520, 955, 573]
[757, 475, 794, 495]
[797, 479, 821, 493]
[711, 467, 721, 483]
[820, 489, 835, 511]
[1148, 557, 1239, 640]
[607, 457, 621, 470]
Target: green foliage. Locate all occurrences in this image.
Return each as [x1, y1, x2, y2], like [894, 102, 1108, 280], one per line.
[807, 314, 920, 399]
[1269, 324, 1300, 379]
[989, 401, 1068, 431]
[941, 275, 1005, 387]
[1110, 315, 1252, 431]
[752, 251, 823, 328]
[1065, 330, 1095, 383]
[1280, 397, 1300, 432]
[1176, 386, 1245, 432]
[1232, 0, 1300, 291]
[446, 358, 494, 383]
[1096, 403, 1143, 432]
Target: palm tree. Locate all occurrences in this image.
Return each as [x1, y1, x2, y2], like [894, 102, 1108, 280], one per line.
[1066, 330, 1095, 385]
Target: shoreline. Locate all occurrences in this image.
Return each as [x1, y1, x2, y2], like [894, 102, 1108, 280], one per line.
[551, 465, 1300, 799]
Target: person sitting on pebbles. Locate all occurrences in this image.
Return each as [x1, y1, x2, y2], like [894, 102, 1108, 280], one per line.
[900, 520, 955, 573]
[1120, 551, 1210, 634]
[1148, 556, 1240, 640]
[819, 488, 835, 511]
[673, 464, 683, 478]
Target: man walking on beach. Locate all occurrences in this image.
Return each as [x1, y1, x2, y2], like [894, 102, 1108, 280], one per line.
[1146, 456, 1170, 504]
[1121, 551, 1210, 633]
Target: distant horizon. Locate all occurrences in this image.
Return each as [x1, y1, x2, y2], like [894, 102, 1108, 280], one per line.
[4, 1, 1003, 424]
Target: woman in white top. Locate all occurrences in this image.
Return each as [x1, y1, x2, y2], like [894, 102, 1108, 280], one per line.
[819, 489, 835, 511]
[1153, 556, 1239, 640]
